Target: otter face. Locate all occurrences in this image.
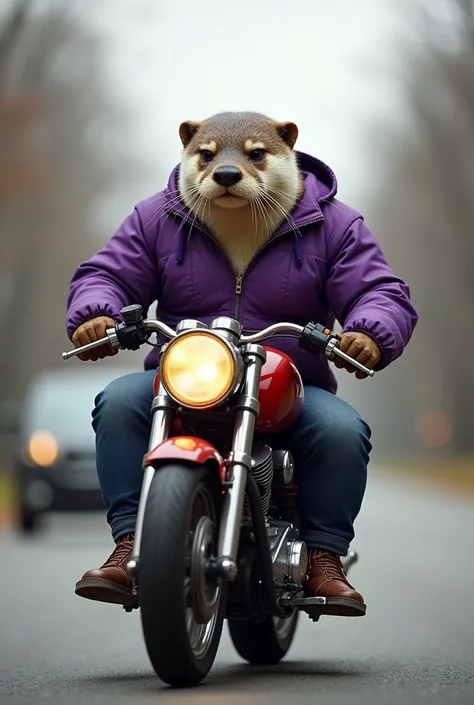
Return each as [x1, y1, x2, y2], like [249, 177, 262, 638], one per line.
[178, 112, 302, 221]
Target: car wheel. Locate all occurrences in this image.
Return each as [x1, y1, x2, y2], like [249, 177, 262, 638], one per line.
[18, 504, 42, 534]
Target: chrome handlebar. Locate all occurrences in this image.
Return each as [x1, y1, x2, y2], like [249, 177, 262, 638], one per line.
[241, 323, 374, 377]
[61, 318, 375, 378]
[61, 335, 112, 360]
[240, 322, 304, 343]
[61, 319, 177, 361]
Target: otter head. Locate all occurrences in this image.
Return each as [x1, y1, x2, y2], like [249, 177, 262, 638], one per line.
[178, 111, 303, 235]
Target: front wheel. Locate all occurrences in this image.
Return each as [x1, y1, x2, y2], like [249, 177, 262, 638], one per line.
[228, 610, 299, 665]
[18, 502, 42, 535]
[139, 463, 225, 687]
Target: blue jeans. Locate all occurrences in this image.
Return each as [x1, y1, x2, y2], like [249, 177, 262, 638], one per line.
[92, 370, 372, 556]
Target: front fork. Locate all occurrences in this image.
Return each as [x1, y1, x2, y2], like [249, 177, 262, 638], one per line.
[127, 343, 266, 587]
[126, 390, 175, 583]
[214, 344, 266, 580]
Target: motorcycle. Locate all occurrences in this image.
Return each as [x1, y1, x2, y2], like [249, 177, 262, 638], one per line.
[62, 305, 374, 687]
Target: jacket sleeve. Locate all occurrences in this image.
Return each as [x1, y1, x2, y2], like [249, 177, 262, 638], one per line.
[66, 207, 158, 340]
[325, 216, 418, 370]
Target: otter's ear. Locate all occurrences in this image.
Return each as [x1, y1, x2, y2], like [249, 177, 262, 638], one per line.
[276, 122, 299, 149]
[179, 121, 202, 148]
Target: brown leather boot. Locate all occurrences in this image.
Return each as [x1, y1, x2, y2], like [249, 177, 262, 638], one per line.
[305, 549, 366, 617]
[75, 534, 135, 606]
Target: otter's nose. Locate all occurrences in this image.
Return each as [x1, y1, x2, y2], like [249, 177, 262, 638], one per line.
[213, 165, 242, 187]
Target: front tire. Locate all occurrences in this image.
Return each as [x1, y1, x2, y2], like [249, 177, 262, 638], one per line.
[18, 503, 41, 535]
[139, 464, 225, 687]
[228, 610, 299, 665]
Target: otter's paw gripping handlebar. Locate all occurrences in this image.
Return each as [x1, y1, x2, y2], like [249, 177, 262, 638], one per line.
[61, 306, 375, 378]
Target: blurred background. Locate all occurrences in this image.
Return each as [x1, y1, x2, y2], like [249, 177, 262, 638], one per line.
[1, 0, 473, 529]
[2, 4, 474, 703]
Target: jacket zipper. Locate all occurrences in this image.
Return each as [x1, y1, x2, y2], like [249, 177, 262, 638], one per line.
[232, 216, 324, 322]
[168, 209, 324, 324]
[234, 275, 243, 318]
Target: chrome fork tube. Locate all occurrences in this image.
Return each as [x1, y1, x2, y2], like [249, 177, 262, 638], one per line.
[127, 384, 174, 577]
[217, 344, 266, 579]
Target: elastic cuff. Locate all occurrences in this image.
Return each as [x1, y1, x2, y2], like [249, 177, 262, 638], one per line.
[342, 325, 394, 371]
[111, 515, 137, 542]
[300, 530, 350, 556]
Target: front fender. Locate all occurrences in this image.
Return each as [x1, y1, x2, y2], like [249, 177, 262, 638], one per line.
[144, 436, 227, 485]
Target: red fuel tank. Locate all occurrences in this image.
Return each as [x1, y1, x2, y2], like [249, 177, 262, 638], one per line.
[256, 347, 304, 434]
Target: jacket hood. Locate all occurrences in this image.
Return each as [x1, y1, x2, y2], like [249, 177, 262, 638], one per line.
[296, 151, 338, 202]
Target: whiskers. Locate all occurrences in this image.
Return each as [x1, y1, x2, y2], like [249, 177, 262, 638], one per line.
[252, 185, 303, 241]
[143, 188, 189, 231]
[172, 186, 210, 249]
[144, 183, 209, 241]
[145, 178, 305, 263]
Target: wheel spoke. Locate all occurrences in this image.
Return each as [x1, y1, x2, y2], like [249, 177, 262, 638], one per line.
[184, 577, 192, 607]
[183, 483, 221, 659]
[273, 613, 298, 641]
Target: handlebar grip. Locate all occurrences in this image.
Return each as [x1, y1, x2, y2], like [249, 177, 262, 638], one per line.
[61, 334, 113, 360]
[331, 347, 375, 377]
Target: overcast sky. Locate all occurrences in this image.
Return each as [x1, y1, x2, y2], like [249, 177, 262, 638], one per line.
[67, 0, 426, 228]
[0, 0, 434, 225]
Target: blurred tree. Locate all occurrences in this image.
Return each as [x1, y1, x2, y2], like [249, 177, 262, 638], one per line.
[407, 0, 474, 453]
[0, 0, 40, 465]
[363, 0, 474, 456]
[0, 0, 43, 205]
[0, 1, 127, 405]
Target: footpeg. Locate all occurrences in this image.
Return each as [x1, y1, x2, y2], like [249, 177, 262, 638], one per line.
[292, 596, 326, 607]
[292, 595, 326, 621]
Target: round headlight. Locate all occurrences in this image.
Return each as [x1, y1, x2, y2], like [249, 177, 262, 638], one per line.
[161, 331, 237, 408]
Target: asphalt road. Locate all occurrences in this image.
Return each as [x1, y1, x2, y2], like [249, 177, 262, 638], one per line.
[1, 470, 474, 705]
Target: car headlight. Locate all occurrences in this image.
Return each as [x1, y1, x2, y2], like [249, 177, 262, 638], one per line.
[160, 331, 240, 409]
[28, 431, 59, 467]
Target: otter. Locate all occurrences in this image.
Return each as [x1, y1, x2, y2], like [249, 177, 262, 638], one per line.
[178, 111, 304, 275]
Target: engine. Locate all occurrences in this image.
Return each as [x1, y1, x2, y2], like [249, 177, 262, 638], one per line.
[243, 443, 274, 519]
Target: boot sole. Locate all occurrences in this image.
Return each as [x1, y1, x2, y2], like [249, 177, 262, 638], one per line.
[75, 578, 135, 607]
[293, 595, 367, 618]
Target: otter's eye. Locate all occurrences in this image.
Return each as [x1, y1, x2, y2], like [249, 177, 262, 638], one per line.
[200, 150, 215, 163]
[249, 149, 265, 162]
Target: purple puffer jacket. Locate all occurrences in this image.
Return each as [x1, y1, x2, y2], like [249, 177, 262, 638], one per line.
[66, 152, 418, 393]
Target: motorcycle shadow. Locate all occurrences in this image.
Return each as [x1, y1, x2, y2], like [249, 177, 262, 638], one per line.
[92, 660, 369, 694]
[212, 660, 369, 686]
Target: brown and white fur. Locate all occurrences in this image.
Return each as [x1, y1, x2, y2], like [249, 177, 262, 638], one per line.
[178, 112, 304, 275]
